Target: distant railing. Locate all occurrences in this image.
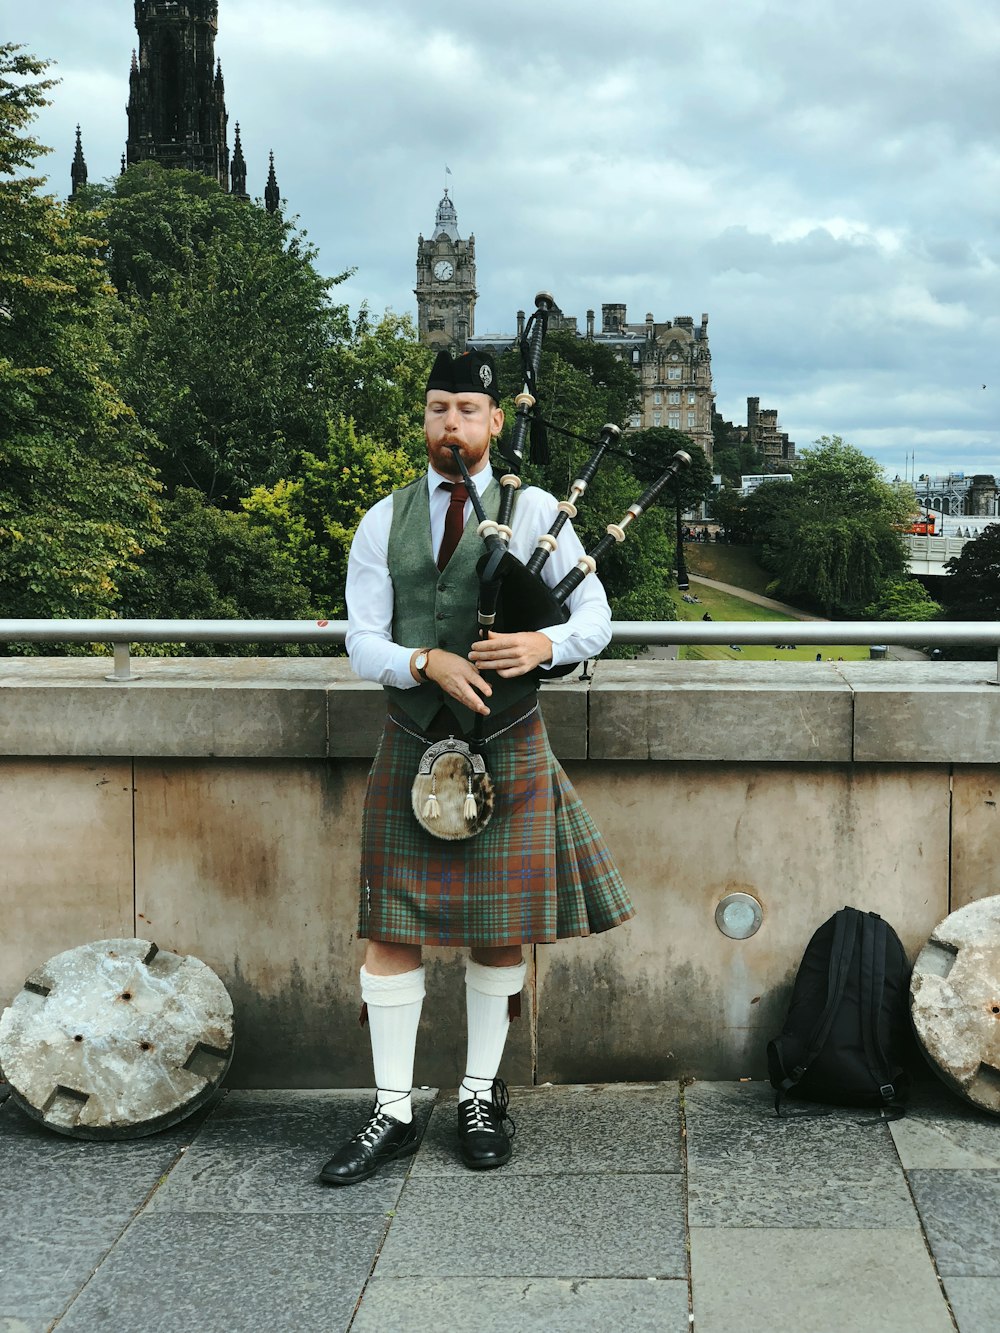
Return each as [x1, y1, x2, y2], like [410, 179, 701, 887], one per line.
[902, 533, 970, 564]
[1, 618, 999, 683]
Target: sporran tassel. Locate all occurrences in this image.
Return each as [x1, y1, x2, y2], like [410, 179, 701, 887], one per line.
[423, 774, 440, 820]
[463, 773, 478, 820]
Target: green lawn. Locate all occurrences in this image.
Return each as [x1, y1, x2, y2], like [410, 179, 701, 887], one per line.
[666, 585, 871, 661]
[682, 542, 775, 597]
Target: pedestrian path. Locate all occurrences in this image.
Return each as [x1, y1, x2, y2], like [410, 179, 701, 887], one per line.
[2, 1080, 997, 1331]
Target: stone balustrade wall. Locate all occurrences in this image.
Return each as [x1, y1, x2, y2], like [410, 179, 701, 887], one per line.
[1, 657, 998, 1088]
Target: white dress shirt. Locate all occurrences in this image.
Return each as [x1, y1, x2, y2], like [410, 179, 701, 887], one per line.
[345, 457, 612, 689]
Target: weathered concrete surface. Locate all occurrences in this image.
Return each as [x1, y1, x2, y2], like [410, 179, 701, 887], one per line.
[952, 768, 1000, 910]
[537, 762, 949, 1081]
[911, 895, 1000, 1115]
[0, 758, 133, 1021]
[0, 939, 233, 1138]
[842, 661, 1000, 763]
[589, 660, 854, 761]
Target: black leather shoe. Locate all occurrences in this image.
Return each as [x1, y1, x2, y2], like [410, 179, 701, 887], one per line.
[319, 1107, 419, 1186]
[457, 1078, 515, 1170]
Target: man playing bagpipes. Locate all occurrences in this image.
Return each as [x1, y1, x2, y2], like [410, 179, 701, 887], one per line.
[319, 348, 634, 1186]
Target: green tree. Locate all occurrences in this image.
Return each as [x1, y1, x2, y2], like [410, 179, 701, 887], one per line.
[325, 307, 433, 461]
[750, 437, 911, 615]
[0, 45, 160, 621]
[861, 576, 941, 621]
[118, 488, 310, 653]
[712, 415, 763, 487]
[942, 524, 1000, 619]
[242, 416, 420, 617]
[80, 162, 348, 504]
[626, 428, 714, 513]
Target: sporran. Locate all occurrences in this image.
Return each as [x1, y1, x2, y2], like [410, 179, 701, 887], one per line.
[410, 737, 495, 841]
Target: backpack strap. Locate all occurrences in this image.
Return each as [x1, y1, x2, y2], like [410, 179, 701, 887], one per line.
[859, 913, 906, 1121]
[774, 908, 860, 1116]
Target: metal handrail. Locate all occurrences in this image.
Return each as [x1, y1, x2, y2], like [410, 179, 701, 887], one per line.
[1, 618, 999, 647]
[1, 617, 999, 685]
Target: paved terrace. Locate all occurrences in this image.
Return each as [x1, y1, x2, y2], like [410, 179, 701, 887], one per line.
[2, 1079, 998, 1332]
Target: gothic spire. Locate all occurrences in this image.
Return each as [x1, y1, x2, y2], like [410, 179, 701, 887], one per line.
[231, 122, 248, 199]
[264, 151, 280, 214]
[70, 125, 88, 197]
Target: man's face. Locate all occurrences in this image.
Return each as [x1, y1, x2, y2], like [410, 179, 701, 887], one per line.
[424, 390, 504, 477]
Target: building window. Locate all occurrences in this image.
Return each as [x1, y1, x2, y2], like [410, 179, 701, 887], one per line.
[667, 367, 682, 381]
[653, 391, 662, 405]
[653, 411, 662, 427]
[632, 350, 640, 363]
[629, 412, 641, 428]
[668, 412, 680, 428]
[687, 412, 697, 428]
[668, 391, 680, 405]
[687, 391, 696, 404]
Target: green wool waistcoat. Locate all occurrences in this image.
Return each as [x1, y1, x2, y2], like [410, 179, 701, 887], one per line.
[383, 474, 536, 735]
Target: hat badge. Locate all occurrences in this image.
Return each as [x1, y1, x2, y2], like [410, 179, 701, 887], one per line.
[479, 364, 493, 389]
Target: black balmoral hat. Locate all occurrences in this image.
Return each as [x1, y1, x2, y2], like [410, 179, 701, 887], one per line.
[425, 349, 501, 404]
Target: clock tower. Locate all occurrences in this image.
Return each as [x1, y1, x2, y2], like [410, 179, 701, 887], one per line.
[415, 189, 477, 351]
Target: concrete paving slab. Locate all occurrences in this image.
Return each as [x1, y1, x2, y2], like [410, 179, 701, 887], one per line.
[56, 1212, 386, 1333]
[690, 1227, 954, 1333]
[907, 1170, 1000, 1276]
[942, 1277, 1000, 1333]
[0, 1109, 197, 1323]
[409, 1082, 682, 1177]
[145, 1088, 434, 1215]
[685, 1081, 916, 1227]
[891, 1104, 1000, 1169]
[353, 1276, 690, 1331]
[376, 1174, 686, 1278]
[0, 1320, 48, 1333]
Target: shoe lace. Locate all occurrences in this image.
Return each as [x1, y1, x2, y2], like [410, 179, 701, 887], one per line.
[354, 1089, 410, 1147]
[460, 1076, 515, 1141]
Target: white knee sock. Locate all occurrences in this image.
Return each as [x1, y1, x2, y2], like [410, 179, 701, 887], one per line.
[460, 957, 527, 1104]
[360, 964, 425, 1124]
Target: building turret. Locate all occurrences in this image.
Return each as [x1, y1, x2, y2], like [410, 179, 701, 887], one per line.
[70, 125, 88, 197]
[264, 151, 280, 213]
[230, 122, 248, 199]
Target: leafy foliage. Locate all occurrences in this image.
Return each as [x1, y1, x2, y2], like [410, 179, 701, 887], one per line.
[746, 437, 911, 615]
[80, 162, 348, 504]
[0, 45, 160, 621]
[942, 523, 1000, 619]
[118, 488, 311, 653]
[243, 416, 420, 617]
[860, 577, 941, 622]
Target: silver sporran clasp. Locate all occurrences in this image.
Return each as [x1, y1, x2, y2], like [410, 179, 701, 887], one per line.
[411, 736, 495, 841]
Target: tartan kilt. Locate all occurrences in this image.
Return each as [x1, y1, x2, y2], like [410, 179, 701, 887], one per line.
[359, 709, 634, 947]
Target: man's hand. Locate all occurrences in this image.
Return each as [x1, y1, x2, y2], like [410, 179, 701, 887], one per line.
[468, 631, 553, 679]
[414, 648, 493, 716]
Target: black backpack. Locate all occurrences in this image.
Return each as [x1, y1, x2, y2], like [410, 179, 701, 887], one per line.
[767, 907, 913, 1118]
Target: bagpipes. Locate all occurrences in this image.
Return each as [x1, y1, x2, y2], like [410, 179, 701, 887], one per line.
[449, 292, 692, 678]
[413, 293, 691, 842]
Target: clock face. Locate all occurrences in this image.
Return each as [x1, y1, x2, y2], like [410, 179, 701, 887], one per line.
[433, 260, 454, 281]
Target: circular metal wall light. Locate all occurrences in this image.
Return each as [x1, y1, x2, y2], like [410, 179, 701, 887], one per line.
[715, 892, 764, 940]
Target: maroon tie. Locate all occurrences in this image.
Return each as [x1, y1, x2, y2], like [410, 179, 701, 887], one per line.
[436, 482, 469, 570]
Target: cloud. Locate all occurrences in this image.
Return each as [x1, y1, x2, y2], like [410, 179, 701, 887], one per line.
[12, 0, 999, 482]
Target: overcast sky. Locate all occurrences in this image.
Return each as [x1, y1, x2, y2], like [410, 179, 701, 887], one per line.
[15, 0, 999, 480]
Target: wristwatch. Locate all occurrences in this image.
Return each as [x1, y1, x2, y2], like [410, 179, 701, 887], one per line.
[413, 648, 432, 681]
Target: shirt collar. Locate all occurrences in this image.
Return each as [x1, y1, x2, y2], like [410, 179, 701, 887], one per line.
[427, 456, 492, 495]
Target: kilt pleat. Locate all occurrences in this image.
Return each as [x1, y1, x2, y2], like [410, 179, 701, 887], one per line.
[359, 710, 634, 947]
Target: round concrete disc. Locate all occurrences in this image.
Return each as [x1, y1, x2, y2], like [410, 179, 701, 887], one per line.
[910, 896, 1000, 1116]
[0, 939, 234, 1139]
